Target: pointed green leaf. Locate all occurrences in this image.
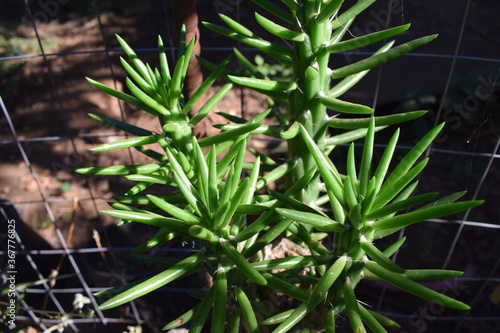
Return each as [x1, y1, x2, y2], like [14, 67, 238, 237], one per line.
[326, 24, 410, 53]
[158, 36, 171, 84]
[308, 255, 348, 308]
[299, 124, 343, 195]
[344, 278, 366, 333]
[281, 0, 299, 12]
[166, 148, 209, 220]
[360, 118, 375, 196]
[326, 308, 336, 333]
[154, 68, 169, 106]
[229, 75, 297, 92]
[374, 159, 429, 210]
[86, 78, 159, 116]
[276, 208, 345, 232]
[135, 228, 176, 253]
[320, 95, 374, 114]
[403, 269, 463, 281]
[220, 13, 255, 36]
[182, 56, 230, 114]
[365, 309, 400, 328]
[331, 0, 376, 30]
[268, 188, 319, 214]
[421, 191, 467, 209]
[75, 163, 162, 175]
[90, 135, 156, 152]
[347, 143, 358, 190]
[331, 16, 355, 44]
[190, 82, 233, 126]
[162, 306, 196, 330]
[87, 113, 152, 136]
[216, 138, 246, 178]
[146, 63, 157, 89]
[328, 111, 427, 129]
[328, 41, 394, 98]
[132, 253, 179, 266]
[229, 311, 241, 333]
[125, 77, 169, 115]
[211, 266, 228, 333]
[168, 54, 186, 108]
[233, 48, 266, 79]
[281, 121, 301, 139]
[272, 303, 309, 333]
[120, 57, 160, 100]
[123, 182, 153, 196]
[133, 145, 167, 162]
[358, 305, 389, 333]
[115, 34, 153, 86]
[344, 176, 358, 210]
[255, 12, 304, 41]
[255, 160, 296, 190]
[382, 237, 407, 257]
[364, 261, 470, 310]
[147, 194, 200, 223]
[207, 147, 219, 212]
[218, 179, 250, 230]
[192, 138, 210, 205]
[219, 162, 238, 205]
[261, 273, 310, 302]
[219, 239, 267, 285]
[101, 209, 191, 232]
[236, 289, 259, 333]
[180, 37, 196, 86]
[381, 123, 444, 193]
[240, 155, 261, 203]
[360, 236, 405, 273]
[366, 192, 438, 220]
[243, 219, 292, 257]
[202, 21, 292, 64]
[94, 277, 149, 298]
[188, 287, 215, 333]
[214, 124, 284, 137]
[287, 223, 331, 256]
[177, 24, 187, 58]
[370, 128, 400, 195]
[98, 253, 202, 310]
[252, 0, 294, 24]
[326, 126, 387, 146]
[123, 173, 175, 186]
[253, 255, 329, 273]
[317, 0, 344, 23]
[373, 201, 484, 238]
[217, 111, 247, 124]
[332, 35, 438, 79]
[366, 268, 463, 282]
[235, 204, 270, 215]
[261, 309, 295, 325]
[198, 123, 260, 147]
[189, 226, 218, 244]
[236, 165, 314, 242]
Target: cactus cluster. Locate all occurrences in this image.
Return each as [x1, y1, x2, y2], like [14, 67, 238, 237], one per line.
[78, 1, 481, 332]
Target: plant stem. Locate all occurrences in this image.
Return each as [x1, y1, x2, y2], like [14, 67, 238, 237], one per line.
[288, 0, 330, 204]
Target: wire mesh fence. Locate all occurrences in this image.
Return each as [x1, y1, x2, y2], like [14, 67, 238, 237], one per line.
[0, 0, 499, 332]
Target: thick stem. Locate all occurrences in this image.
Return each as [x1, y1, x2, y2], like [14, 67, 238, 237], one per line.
[287, 0, 331, 203]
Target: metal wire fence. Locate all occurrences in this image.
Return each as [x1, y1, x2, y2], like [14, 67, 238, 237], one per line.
[0, 0, 499, 332]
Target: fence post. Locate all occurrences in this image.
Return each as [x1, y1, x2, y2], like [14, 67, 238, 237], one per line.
[171, 0, 202, 103]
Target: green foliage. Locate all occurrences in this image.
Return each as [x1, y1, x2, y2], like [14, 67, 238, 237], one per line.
[79, 1, 482, 332]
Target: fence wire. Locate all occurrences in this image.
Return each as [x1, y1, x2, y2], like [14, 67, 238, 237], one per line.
[0, 1, 499, 332]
